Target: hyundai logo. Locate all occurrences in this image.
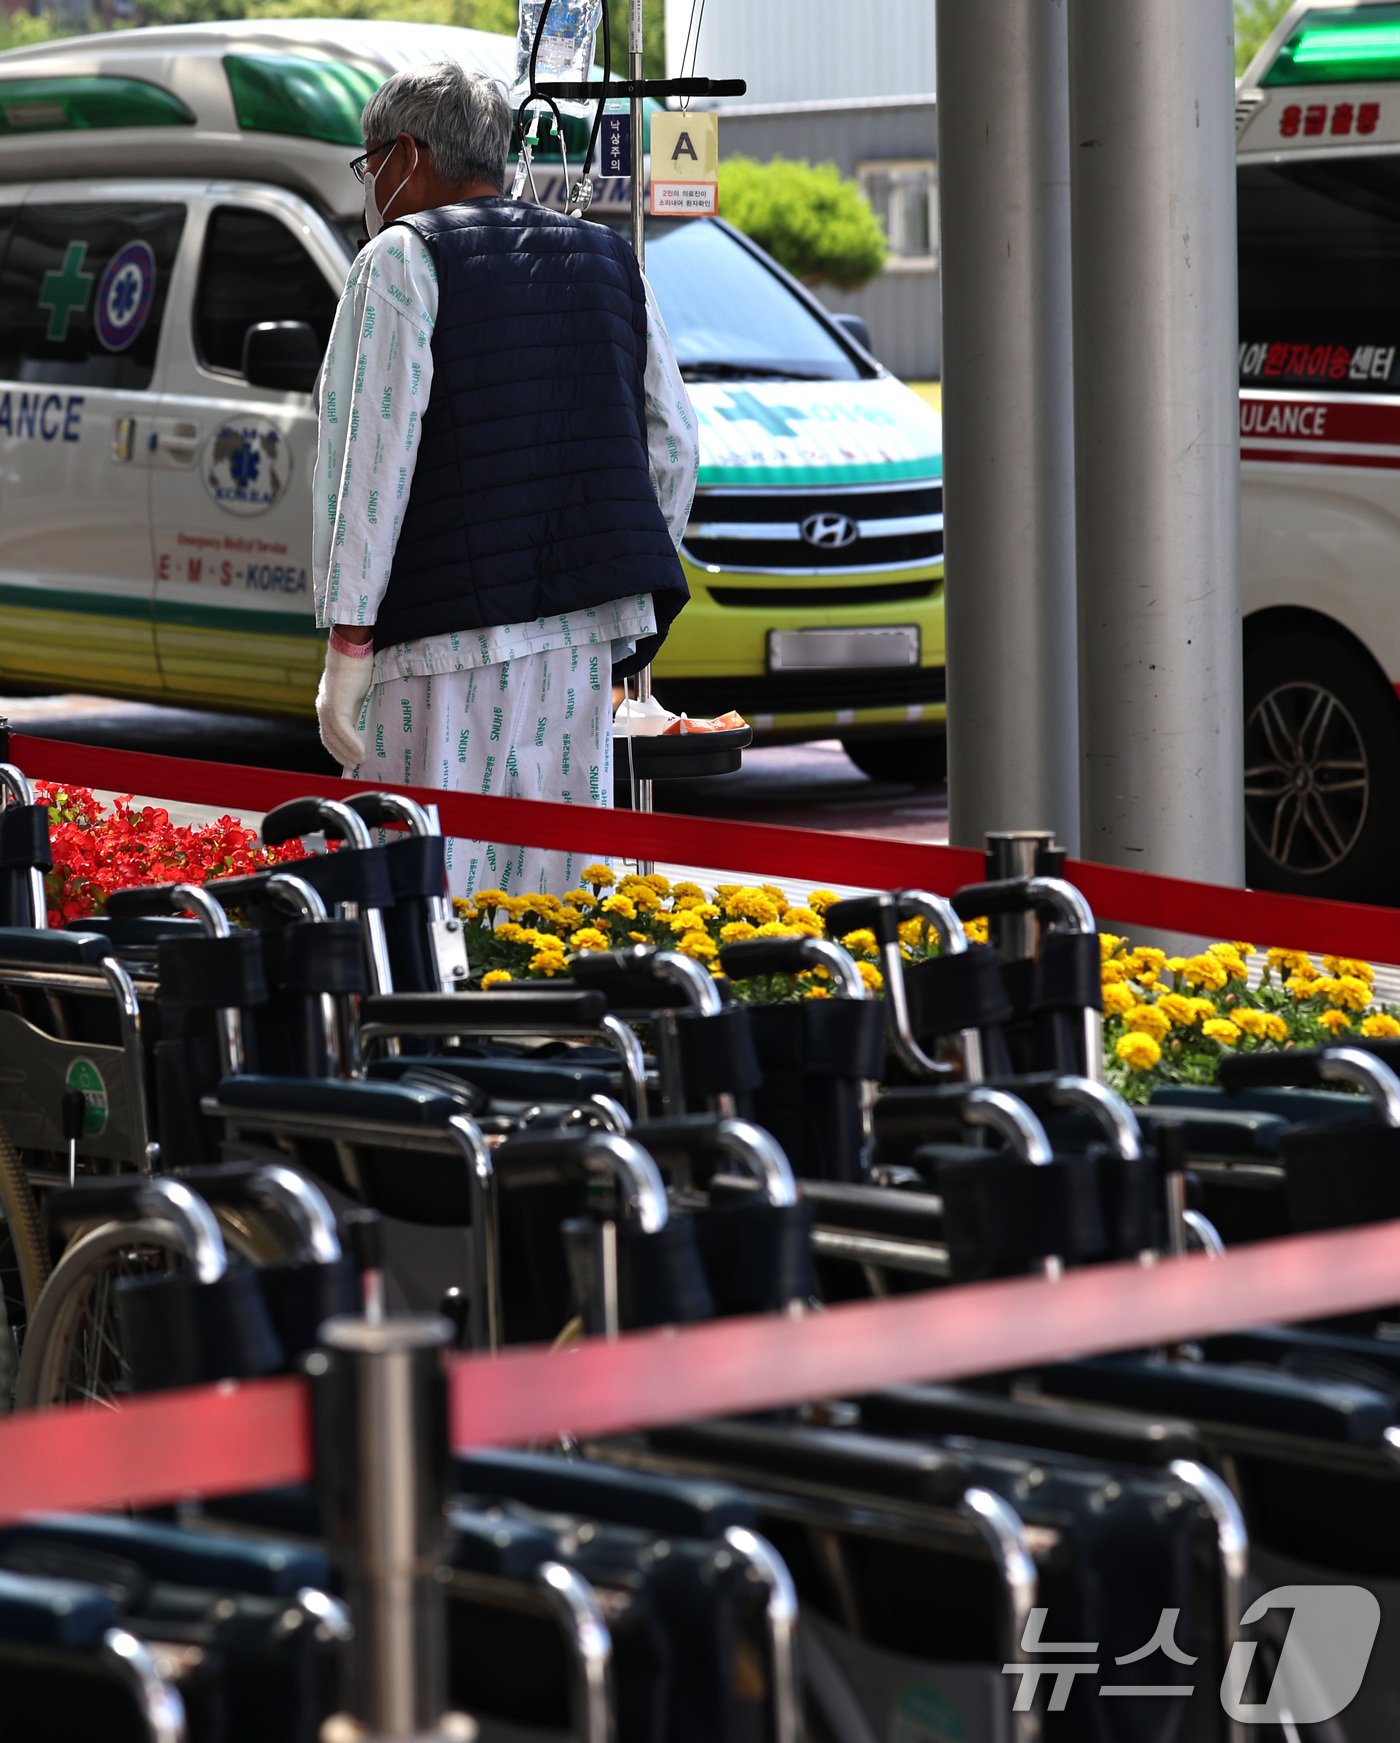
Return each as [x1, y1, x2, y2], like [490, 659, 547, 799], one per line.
[800, 512, 860, 550]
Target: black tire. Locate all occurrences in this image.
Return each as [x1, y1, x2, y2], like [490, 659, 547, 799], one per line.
[842, 733, 948, 786]
[1243, 627, 1400, 904]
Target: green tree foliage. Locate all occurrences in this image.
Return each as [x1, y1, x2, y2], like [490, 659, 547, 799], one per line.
[0, 8, 64, 49]
[1235, 0, 1292, 75]
[719, 156, 887, 290]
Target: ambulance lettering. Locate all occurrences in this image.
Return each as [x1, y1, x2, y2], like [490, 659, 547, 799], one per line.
[0, 391, 84, 442]
[1239, 402, 1329, 439]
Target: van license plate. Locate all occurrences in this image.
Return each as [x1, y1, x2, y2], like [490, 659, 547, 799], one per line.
[767, 627, 920, 671]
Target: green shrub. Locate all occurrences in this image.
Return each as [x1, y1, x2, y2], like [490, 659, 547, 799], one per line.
[719, 155, 888, 291]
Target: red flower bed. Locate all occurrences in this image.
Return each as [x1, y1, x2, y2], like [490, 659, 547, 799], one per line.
[40, 782, 305, 927]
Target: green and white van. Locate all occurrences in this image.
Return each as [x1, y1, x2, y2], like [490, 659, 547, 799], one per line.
[0, 20, 946, 780]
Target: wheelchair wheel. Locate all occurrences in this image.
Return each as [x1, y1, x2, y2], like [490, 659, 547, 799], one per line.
[14, 1210, 282, 1411]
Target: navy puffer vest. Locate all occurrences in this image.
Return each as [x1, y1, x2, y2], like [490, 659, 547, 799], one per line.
[374, 199, 689, 678]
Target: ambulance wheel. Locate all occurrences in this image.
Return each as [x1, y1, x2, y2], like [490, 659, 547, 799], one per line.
[1243, 626, 1400, 904]
[842, 732, 948, 786]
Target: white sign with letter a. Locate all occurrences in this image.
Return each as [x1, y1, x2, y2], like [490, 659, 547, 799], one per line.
[649, 111, 719, 216]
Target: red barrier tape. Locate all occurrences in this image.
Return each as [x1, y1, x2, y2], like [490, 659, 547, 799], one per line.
[2, 1220, 1398, 1527]
[445, 1218, 1400, 1447]
[10, 730, 1400, 959]
[0, 1376, 308, 1530]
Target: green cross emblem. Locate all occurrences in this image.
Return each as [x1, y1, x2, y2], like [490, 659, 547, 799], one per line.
[716, 388, 808, 439]
[39, 241, 94, 342]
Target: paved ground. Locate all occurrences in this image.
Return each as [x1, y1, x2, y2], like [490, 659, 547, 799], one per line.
[0, 690, 950, 849]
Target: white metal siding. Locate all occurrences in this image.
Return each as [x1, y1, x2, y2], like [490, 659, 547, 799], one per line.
[663, 0, 936, 105]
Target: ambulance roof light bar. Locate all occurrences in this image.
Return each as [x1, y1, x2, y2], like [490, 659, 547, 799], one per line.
[1263, 4, 1400, 86]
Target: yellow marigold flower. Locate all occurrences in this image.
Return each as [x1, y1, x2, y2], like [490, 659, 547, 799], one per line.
[1125, 950, 1162, 986]
[1323, 956, 1375, 985]
[495, 922, 526, 944]
[601, 893, 637, 921]
[964, 917, 989, 945]
[1269, 948, 1313, 978]
[643, 873, 670, 895]
[1203, 1018, 1241, 1047]
[898, 917, 928, 950]
[1263, 1013, 1289, 1043]
[1287, 974, 1320, 1001]
[1183, 954, 1229, 993]
[452, 897, 477, 921]
[807, 889, 840, 915]
[1102, 983, 1137, 1018]
[581, 863, 615, 888]
[761, 884, 789, 907]
[475, 888, 509, 911]
[1232, 941, 1257, 959]
[666, 908, 708, 934]
[515, 928, 546, 949]
[677, 930, 718, 962]
[1115, 1031, 1163, 1072]
[840, 928, 879, 958]
[499, 895, 529, 917]
[1156, 993, 1197, 1028]
[1189, 998, 1218, 1021]
[622, 884, 661, 912]
[1101, 960, 1131, 985]
[529, 947, 567, 976]
[858, 961, 885, 995]
[1319, 1008, 1352, 1035]
[720, 921, 757, 942]
[1100, 933, 1127, 961]
[1328, 975, 1371, 1013]
[1361, 1013, 1400, 1038]
[714, 884, 741, 901]
[1166, 957, 1188, 977]
[564, 889, 593, 908]
[1205, 943, 1247, 980]
[629, 931, 649, 943]
[753, 920, 801, 939]
[691, 902, 721, 921]
[558, 906, 584, 928]
[1125, 1003, 1170, 1042]
[533, 893, 563, 912]
[805, 984, 832, 999]
[569, 927, 611, 953]
[672, 882, 705, 902]
[480, 969, 513, 989]
[671, 891, 706, 910]
[1232, 1008, 1269, 1039]
[725, 889, 779, 925]
[1134, 946, 1169, 970]
[786, 905, 823, 931]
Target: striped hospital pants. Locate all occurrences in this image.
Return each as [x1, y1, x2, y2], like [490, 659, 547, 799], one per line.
[347, 642, 615, 898]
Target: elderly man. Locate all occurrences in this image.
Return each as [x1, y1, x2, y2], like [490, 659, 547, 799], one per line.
[313, 60, 698, 897]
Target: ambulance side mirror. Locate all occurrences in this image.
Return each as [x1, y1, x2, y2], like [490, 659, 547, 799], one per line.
[833, 312, 874, 356]
[241, 321, 322, 395]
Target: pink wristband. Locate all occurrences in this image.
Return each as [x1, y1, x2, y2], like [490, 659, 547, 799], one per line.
[329, 627, 374, 658]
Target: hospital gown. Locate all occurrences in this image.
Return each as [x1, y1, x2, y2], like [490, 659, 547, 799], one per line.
[312, 222, 699, 897]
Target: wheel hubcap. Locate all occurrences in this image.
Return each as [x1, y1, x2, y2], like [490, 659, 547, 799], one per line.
[1244, 680, 1369, 877]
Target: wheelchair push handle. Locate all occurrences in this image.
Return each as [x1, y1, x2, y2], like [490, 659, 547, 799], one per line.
[204, 870, 330, 923]
[951, 875, 1096, 935]
[1219, 1045, 1400, 1127]
[344, 790, 438, 837]
[826, 889, 968, 956]
[105, 881, 231, 937]
[719, 935, 866, 999]
[261, 796, 374, 851]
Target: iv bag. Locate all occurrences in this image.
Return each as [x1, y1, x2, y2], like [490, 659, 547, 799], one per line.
[515, 0, 602, 89]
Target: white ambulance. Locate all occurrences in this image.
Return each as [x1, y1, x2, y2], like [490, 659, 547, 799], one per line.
[0, 20, 947, 781]
[1238, 0, 1400, 902]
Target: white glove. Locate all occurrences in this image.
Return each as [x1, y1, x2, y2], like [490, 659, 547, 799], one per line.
[316, 639, 375, 770]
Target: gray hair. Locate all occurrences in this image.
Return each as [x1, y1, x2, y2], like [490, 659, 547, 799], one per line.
[361, 60, 512, 192]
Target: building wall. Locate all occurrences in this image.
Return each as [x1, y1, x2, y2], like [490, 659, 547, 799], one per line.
[664, 0, 936, 105]
[716, 99, 942, 381]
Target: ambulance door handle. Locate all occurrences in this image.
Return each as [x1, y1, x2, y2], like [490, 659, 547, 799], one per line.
[151, 421, 200, 465]
[112, 417, 136, 463]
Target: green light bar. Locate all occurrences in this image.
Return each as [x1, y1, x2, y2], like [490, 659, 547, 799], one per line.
[224, 54, 383, 147]
[0, 75, 194, 135]
[1263, 5, 1400, 85]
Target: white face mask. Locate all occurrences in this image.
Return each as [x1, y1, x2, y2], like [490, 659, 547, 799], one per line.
[364, 140, 418, 239]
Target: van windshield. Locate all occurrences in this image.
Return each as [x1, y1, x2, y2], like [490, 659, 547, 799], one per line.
[642, 218, 864, 383]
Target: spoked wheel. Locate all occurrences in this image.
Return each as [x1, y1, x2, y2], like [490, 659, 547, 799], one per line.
[1243, 629, 1400, 903]
[14, 1209, 283, 1411]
